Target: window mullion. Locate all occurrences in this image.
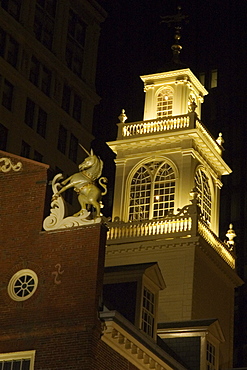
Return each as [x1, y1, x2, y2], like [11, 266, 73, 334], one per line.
[149, 175, 155, 220]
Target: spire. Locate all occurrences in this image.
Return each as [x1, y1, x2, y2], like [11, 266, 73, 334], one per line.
[161, 6, 189, 68]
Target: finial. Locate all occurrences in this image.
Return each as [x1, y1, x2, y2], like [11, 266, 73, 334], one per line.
[225, 223, 236, 251]
[188, 97, 197, 113]
[161, 6, 189, 63]
[216, 132, 224, 146]
[118, 109, 127, 123]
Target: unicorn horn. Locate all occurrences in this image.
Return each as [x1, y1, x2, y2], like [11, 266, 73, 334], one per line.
[79, 143, 90, 156]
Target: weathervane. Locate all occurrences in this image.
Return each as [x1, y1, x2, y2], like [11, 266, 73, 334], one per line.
[161, 6, 189, 62]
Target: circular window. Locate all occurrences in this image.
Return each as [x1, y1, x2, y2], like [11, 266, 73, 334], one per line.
[8, 269, 38, 301]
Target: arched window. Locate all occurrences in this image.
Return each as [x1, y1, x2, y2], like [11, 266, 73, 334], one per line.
[157, 88, 173, 118]
[195, 168, 212, 224]
[129, 161, 176, 221]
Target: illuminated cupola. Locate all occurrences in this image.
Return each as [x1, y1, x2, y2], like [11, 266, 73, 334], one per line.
[107, 9, 232, 236]
[109, 72, 230, 235]
[142, 68, 207, 121]
[142, 10, 206, 121]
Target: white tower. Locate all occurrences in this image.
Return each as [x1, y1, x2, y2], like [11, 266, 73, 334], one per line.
[105, 23, 242, 369]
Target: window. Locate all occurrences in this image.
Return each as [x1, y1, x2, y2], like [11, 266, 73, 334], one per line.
[199, 72, 205, 86]
[25, 98, 35, 128]
[210, 69, 218, 89]
[62, 84, 71, 113]
[29, 56, 39, 86]
[0, 28, 6, 57]
[73, 93, 82, 122]
[0, 123, 8, 150]
[24, 98, 47, 137]
[34, 0, 57, 50]
[206, 341, 216, 370]
[33, 150, 43, 163]
[36, 107, 47, 138]
[0, 0, 22, 20]
[29, 57, 52, 96]
[195, 168, 212, 224]
[41, 66, 51, 95]
[0, 27, 19, 68]
[0, 351, 35, 370]
[21, 141, 30, 158]
[129, 161, 176, 221]
[141, 287, 155, 337]
[65, 9, 87, 77]
[2, 79, 13, 110]
[61, 84, 82, 123]
[57, 124, 67, 154]
[69, 134, 78, 163]
[7, 36, 19, 67]
[157, 87, 173, 118]
[198, 69, 218, 89]
[8, 269, 38, 302]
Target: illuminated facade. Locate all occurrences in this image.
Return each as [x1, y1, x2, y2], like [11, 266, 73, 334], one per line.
[105, 67, 243, 369]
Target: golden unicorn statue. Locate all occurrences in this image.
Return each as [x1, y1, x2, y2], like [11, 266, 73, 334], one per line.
[53, 149, 107, 218]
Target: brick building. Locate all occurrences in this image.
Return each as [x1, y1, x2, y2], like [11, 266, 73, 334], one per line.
[0, 152, 190, 369]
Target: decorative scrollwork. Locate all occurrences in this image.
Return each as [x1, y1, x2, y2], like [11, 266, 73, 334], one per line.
[0, 157, 22, 173]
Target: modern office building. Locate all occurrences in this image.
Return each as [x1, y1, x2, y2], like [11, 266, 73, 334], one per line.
[0, 0, 106, 175]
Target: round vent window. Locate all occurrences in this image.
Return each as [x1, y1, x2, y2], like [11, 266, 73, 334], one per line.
[8, 269, 38, 301]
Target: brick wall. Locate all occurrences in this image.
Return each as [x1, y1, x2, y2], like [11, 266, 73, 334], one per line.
[0, 152, 134, 369]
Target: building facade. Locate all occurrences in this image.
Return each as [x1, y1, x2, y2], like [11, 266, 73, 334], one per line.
[0, 152, 191, 369]
[0, 0, 106, 175]
[105, 64, 242, 369]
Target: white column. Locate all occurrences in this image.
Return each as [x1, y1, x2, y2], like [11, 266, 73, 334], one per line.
[143, 85, 155, 121]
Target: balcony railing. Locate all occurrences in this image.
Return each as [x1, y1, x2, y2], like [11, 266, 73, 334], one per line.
[117, 113, 194, 139]
[106, 205, 235, 269]
[108, 216, 193, 240]
[116, 112, 222, 155]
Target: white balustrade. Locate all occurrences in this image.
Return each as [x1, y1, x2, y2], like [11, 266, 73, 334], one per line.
[108, 217, 192, 240]
[107, 216, 235, 269]
[121, 115, 191, 138]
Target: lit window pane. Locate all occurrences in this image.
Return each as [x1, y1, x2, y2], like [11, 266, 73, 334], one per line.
[128, 161, 176, 221]
[157, 88, 173, 118]
[195, 168, 212, 224]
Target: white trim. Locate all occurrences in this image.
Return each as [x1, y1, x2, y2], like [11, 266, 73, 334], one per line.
[0, 350, 35, 369]
[101, 317, 186, 370]
[8, 269, 38, 301]
[140, 68, 208, 97]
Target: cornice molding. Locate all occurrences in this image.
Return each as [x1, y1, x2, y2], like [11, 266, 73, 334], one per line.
[107, 128, 231, 176]
[101, 311, 187, 370]
[140, 68, 208, 97]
